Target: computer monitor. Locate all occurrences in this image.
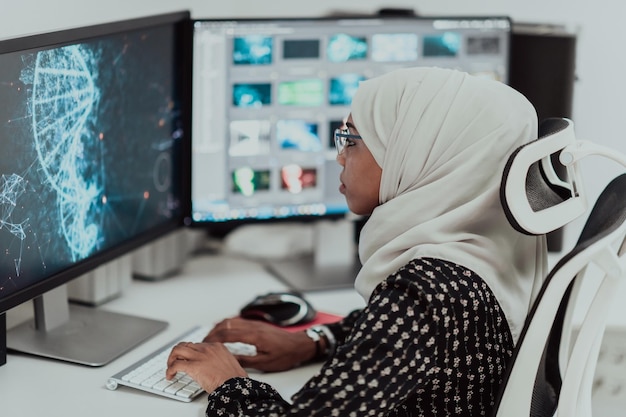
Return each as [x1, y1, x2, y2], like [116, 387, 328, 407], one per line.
[0, 11, 192, 366]
[188, 15, 512, 290]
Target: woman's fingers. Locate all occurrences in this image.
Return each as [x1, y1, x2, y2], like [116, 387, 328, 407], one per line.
[165, 342, 248, 392]
[165, 342, 196, 379]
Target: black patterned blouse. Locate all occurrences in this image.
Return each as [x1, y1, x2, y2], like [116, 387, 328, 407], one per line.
[206, 257, 514, 416]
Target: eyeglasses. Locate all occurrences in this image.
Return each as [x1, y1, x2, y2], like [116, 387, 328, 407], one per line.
[334, 128, 362, 155]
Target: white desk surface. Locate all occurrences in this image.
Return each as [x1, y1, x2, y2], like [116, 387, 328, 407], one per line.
[1, 253, 365, 417]
[4, 252, 626, 416]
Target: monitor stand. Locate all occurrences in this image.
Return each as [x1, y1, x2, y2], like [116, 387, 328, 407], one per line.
[7, 284, 167, 367]
[265, 219, 361, 292]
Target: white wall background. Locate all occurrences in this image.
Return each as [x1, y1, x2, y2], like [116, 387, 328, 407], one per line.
[2, 0, 625, 251]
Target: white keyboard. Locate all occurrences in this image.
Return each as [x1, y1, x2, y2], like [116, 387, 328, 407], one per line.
[106, 325, 257, 402]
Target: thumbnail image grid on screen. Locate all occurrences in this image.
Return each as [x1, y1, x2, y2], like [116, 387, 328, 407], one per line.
[190, 16, 511, 225]
[0, 18, 186, 310]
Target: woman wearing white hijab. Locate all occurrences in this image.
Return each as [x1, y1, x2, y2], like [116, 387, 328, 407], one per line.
[167, 67, 548, 416]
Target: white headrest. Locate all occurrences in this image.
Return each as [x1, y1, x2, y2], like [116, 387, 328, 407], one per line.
[501, 118, 587, 235]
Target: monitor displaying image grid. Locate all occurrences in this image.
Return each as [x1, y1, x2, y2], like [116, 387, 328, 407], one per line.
[189, 16, 511, 226]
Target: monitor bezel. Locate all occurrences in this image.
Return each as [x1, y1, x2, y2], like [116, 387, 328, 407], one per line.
[186, 14, 513, 235]
[0, 10, 193, 314]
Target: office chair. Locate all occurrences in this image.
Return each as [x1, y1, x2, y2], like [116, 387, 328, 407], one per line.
[492, 117, 626, 417]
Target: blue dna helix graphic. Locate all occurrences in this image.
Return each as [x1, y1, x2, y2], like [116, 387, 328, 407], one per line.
[31, 45, 102, 261]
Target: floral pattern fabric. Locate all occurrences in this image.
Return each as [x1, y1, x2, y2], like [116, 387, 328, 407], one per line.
[206, 258, 514, 416]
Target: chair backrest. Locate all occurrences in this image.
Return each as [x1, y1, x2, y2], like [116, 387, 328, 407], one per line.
[493, 118, 626, 417]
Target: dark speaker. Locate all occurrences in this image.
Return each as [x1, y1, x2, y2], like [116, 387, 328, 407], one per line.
[509, 23, 577, 252]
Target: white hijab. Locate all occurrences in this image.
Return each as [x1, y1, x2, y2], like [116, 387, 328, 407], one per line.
[351, 67, 548, 343]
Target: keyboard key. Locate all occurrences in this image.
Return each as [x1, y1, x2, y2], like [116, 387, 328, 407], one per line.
[165, 381, 187, 394]
[176, 389, 196, 399]
[153, 379, 175, 391]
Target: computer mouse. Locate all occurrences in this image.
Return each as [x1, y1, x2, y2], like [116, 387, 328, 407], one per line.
[239, 291, 317, 327]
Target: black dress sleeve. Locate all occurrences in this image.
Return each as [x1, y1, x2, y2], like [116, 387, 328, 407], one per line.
[205, 258, 514, 417]
[323, 308, 362, 345]
[206, 377, 290, 414]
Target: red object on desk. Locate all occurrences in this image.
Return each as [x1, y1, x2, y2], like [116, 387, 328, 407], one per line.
[280, 311, 344, 333]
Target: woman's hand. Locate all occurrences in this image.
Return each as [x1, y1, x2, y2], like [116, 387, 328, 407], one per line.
[166, 342, 247, 393]
[203, 317, 317, 372]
